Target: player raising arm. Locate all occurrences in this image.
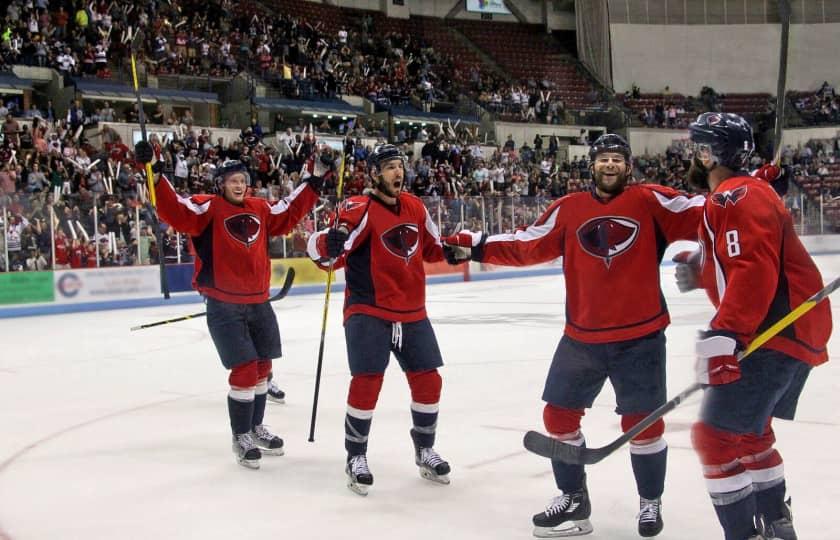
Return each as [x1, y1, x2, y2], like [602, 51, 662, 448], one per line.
[444, 134, 705, 538]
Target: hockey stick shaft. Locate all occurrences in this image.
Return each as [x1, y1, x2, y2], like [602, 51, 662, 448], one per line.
[524, 275, 840, 464]
[772, 0, 791, 165]
[130, 268, 296, 331]
[129, 47, 170, 299]
[308, 153, 348, 443]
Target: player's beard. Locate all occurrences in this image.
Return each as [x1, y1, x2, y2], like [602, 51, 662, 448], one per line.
[376, 175, 401, 200]
[687, 157, 711, 192]
[593, 168, 628, 196]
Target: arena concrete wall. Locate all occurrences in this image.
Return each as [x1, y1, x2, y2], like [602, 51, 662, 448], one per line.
[610, 23, 840, 95]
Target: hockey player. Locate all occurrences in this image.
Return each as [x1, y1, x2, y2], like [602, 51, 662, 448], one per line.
[135, 142, 324, 469]
[443, 134, 705, 537]
[678, 113, 832, 540]
[307, 144, 451, 496]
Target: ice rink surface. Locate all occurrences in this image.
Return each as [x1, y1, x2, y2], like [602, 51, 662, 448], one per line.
[2, 257, 839, 540]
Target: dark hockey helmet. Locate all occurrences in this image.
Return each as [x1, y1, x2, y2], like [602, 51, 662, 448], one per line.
[370, 144, 406, 172]
[688, 112, 755, 171]
[588, 133, 632, 164]
[214, 159, 251, 192]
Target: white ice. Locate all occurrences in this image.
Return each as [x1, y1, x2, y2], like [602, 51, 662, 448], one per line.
[2, 257, 840, 540]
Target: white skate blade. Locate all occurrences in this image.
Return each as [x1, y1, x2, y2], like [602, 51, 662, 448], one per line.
[533, 519, 593, 537]
[266, 396, 285, 404]
[419, 467, 450, 485]
[346, 479, 370, 496]
[259, 446, 285, 456]
[236, 456, 260, 470]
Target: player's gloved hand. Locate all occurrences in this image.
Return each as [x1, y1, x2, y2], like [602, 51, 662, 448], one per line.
[672, 250, 701, 293]
[326, 227, 349, 259]
[134, 141, 154, 164]
[301, 147, 334, 192]
[752, 162, 789, 197]
[441, 231, 486, 265]
[695, 330, 742, 386]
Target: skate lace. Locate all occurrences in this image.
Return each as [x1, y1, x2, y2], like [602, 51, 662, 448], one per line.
[638, 498, 660, 524]
[545, 493, 571, 516]
[252, 424, 274, 441]
[236, 432, 258, 451]
[419, 447, 444, 467]
[267, 380, 281, 392]
[349, 454, 371, 475]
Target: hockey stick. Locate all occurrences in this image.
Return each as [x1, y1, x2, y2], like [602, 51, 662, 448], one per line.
[772, 0, 791, 165]
[130, 268, 296, 331]
[308, 152, 348, 443]
[523, 275, 840, 465]
[130, 35, 170, 299]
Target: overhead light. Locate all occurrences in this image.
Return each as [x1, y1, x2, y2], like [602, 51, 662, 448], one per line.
[408, 122, 413, 126]
[312, 114, 318, 118]
[341, 116, 348, 120]
[327, 115, 333, 119]
[395, 120, 401, 125]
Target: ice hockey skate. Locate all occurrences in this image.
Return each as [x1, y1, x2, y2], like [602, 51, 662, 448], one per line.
[346, 454, 374, 496]
[251, 424, 284, 456]
[637, 497, 663, 537]
[232, 433, 261, 469]
[266, 377, 285, 404]
[532, 482, 593, 537]
[410, 428, 450, 484]
[759, 497, 796, 540]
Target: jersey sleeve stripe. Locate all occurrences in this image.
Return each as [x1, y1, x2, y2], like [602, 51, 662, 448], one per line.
[307, 229, 326, 260]
[703, 210, 727, 301]
[345, 212, 369, 250]
[423, 206, 442, 246]
[175, 192, 212, 215]
[486, 206, 561, 245]
[653, 191, 706, 213]
[267, 181, 308, 215]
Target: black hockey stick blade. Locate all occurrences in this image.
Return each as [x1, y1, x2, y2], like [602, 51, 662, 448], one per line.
[130, 267, 296, 331]
[524, 275, 840, 465]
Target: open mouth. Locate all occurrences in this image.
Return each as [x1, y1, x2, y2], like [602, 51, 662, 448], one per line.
[393, 181, 402, 190]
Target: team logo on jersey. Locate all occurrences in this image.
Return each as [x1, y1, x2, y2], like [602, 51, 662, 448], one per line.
[576, 216, 640, 267]
[381, 224, 419, 263]
[224, 213, 261, 247]
[711, 186, 748, 208]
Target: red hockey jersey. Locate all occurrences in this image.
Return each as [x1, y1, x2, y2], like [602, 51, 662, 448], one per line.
[155, 176, 319, 303]
[479, 184, 705, 343]
[309, 193, 445, 323]
[698, 175, 831, 366]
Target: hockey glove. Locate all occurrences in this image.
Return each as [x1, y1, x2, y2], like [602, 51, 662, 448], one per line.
[301, 150, 334, 193]
[672, 250, 701, 293]
[752, 163, 789, 197]
[695, 330, 742, 386]
[325, 227, 349, 259]
[134, 141, 154, 164]
[441, 231, 487, 265]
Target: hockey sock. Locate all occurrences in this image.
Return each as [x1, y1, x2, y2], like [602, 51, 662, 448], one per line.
[229, 361, 258, 435]
[346, 374, 383, 456]
[754, 480, 787, 524]
[711, 486, 758, 540]
[630, 439, 668, 499]
[251, 360, 272, 428]
[345, 407, 373, 456]
[228, 395, 255, 435]
[407, 370, 442, 448]
[252, 379, 267, 428]
[550, 434, 586, 492]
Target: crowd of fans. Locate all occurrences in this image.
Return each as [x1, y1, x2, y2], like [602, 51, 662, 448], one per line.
[791, 82, 840, 126]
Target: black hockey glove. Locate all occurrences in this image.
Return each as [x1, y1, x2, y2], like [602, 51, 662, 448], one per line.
[326, 227, 349, 259]
[134, 140, 154, 164]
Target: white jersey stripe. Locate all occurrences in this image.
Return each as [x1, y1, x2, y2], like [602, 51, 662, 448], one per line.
[485, 206, 561, 246]
[268, 181, 308, 215]
[703, 210, 727, 301]
[653, 191, 706, 213]
[423, 206, 442, 246]
[172, 176, 212, 215]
